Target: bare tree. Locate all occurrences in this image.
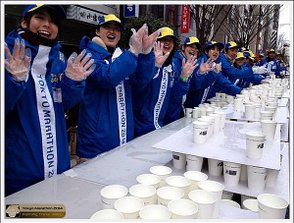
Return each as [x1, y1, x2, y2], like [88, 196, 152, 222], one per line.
[189, 5, 233, 44]
[221, 5, 281, 48]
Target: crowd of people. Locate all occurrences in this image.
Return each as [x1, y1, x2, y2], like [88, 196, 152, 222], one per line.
[4, 5, 288, 196]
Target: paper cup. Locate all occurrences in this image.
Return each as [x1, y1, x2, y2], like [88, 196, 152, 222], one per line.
[245, 104, 256, 121]
[114, 196, 144, 219]
[221, 199, 241, 208]
[239, 164, 248, 182]
[243, 199, 259, 212]
[197, 180, 225, 218]
[208, 158, 223, 177]
[186, 154, 203, 171]
[139, 204, 171, 219]
[214, 110, 226, 129]
[184, 171, 208, 191]
[149, 165, 172, 187]
[193, 121, 209, 144]
[199, 116, 215, 136]
[185, 108, 193, 118]
[90, 209, 124, 220]
[168, 199, 198, 219]
[157, 186, 185, 206]
[136, 173, 161, 189]
[209, 113, 221, 133]
[245, 131, 266, 159]
[261, 120, 277, 141]
[241, 195, 255, 208]
[192, 107, 200, 119]
[223, 161, 241, 187]
[100, 185, 128, 209]
[129, 184, 157, 205]
[266, 169, 280, 188]
[234, 98, 243, 112]
[165, 176, 191, 197]
[188, 189, 217, 219]
[260, 110, 274, 120]
[257, 193, 288, 219]
[247, 165, 267, 192]
[172, 152, 186, 170]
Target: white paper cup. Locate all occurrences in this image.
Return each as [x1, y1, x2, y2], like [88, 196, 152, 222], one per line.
[241, 195, 255, 208]
[208, 158, 223, 177]
[197, 180, 225, 218]
[239, 164, 248, 182]
[261, 120, 277, 141]
[257, 193, 288, 219]
[192, 107, 201, 119]
[114, 196, 144, 219]
[209, 113, 221, 133]
[245, 104, 256, 121]
[193, 121, 209, 144]
[136, 173, 161, 189]
[247, 165, 267, 192]
[139, 204, 171, 219]
[199, 107, 207, 117]
[90, 209, 124, 220]
[157, 186, 185, 206]
[214, 110, 226, 129]
[223, 161, 241, 187]
[221, 199, 241, 208]
[149, 165, 172, 187]
[186, 154, 203, 171]
[266, 169, 280, 188]
[165, 176, 191, 197]
[100, 184, 128, 209]
[199, 116, 215, 136]
[243, 199, 259, 212]
[260, 110, 274, 120]
[234, 98, 243, 112]
[168, 199, 198, 219]
[184, 171, 208, 191]
[185, 108, 193, 118]
[245, 131, 266, 159]
[254, 104, 261, 120]
[129, 184, 157, 205]
[172, 152, 186, 170]
[188, 189, 217, 219]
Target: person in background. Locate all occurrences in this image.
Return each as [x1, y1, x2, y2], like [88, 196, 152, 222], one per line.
[219, 41, 254, 83]
[185, 41, 241, 107]
[276, 51, 287, 78]
[259, 49, 282, 78]
[76, 14, 159, 160]
[164, 36, 199, 124]
[132, 27, 197, 136]
[5, 4, 95, 196]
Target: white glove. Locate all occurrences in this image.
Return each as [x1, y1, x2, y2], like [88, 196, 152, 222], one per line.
[142, 26, 161, 54]
[5, 39, 31, 82]
[154, 41, 170, 68]
[65, 50, 96, 81]
[252, 65, 268, 74]
[129, 26, 144, 56]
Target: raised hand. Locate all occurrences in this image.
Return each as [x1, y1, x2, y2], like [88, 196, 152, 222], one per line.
[199, 58, 214, 74]
[142, 26, 161, 54]
[181, 55, 198, 79]
[129, 25, 145, 56]
[5, 38, 31, 82]
[65, 50, 96, 81]
[154, 41, 170, 68]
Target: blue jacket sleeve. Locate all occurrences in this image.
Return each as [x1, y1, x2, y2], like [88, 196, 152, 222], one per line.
[215, 72, 241, 96]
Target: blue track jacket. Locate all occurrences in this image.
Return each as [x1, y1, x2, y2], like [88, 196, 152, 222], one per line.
[5, 30, 84, 196]
[77, 36, 155, 158]
[259, 57, 282, 78]
[132, 52, 189, 137]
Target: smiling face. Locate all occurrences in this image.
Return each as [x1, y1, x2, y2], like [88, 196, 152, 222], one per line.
[183, 43, 199, 59]
[21, 8, 58, 40]
[226, 47, 238, 59]
[159, 37, 175, 54]
[206, 45, 220, 61]
[96, 23, 121, 48]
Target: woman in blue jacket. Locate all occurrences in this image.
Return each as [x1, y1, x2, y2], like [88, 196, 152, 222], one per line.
[76, 15, 159, 159]
[5, 5, 94, 196]
[185, 41, 241, 107]
[132, 27, 197, 136]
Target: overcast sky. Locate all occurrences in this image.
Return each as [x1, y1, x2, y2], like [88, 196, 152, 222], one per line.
[278, 4, 291, 41]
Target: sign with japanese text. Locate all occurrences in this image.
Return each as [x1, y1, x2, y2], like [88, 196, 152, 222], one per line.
[181, 5, 190, 33]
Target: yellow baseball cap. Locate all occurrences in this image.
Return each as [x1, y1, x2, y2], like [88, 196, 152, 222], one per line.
[22, 4, 66, 21]
[225, 41, 239, 50]
[235, 52, 245, 60]
[97, 14, 124, 30]
[158, 27, 177, 40]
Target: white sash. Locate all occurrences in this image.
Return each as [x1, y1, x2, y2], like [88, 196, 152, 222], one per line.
[113, 48, 127, 145]
[201, 86, 211, 104]
[154, 65, 171, 129]
[234, 79, 240, 85]
[31, 45, 57, 179]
